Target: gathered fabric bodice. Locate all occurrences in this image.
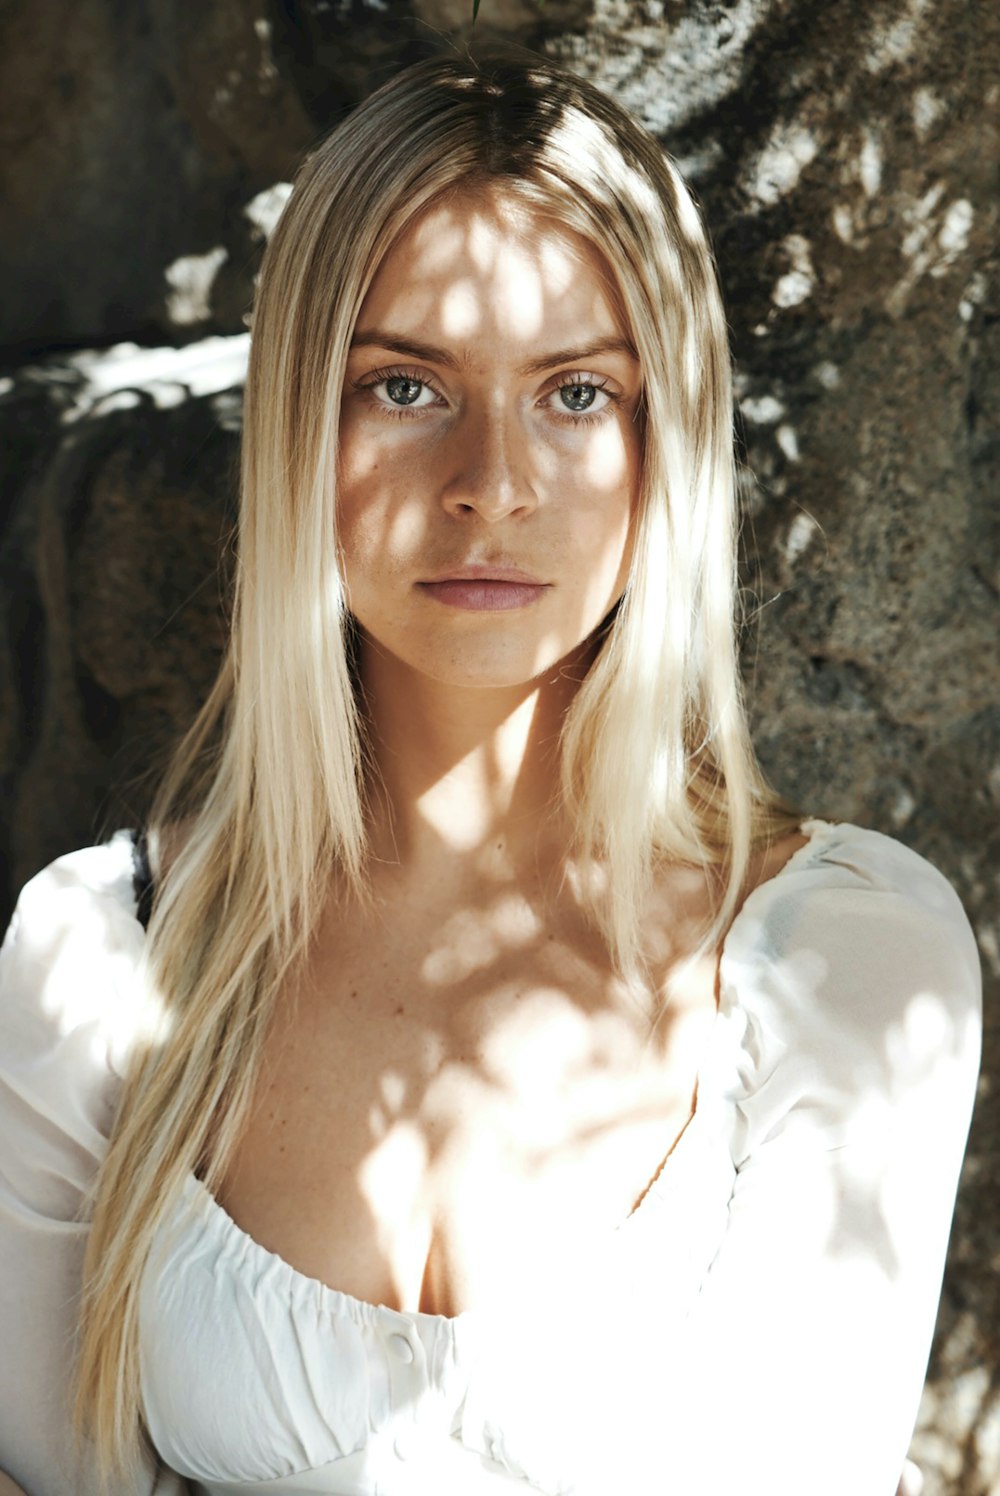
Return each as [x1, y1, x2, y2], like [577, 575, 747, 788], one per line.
[140, 1074, 737, 1494]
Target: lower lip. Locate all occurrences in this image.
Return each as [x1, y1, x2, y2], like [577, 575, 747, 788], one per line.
[419, 580, 546, 611]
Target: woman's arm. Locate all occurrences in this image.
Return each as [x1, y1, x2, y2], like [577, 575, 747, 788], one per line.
[0, 840, 161, 1494]
[0, 1473, 30, 1496]
[639, 838, 982, 1495]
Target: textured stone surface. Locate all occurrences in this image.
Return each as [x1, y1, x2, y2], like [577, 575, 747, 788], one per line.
[0, 0, 314, 347]
[0, 2, 997, 1491]
[0, 345, 243, 897]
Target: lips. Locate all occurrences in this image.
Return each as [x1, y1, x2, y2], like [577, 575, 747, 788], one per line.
[417, 563, 548, 611]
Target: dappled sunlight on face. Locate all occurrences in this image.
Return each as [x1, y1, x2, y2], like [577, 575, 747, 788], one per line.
[581, 412, 638, 491]
[336, 186, 641, 695]
[439, 279, 483, 339]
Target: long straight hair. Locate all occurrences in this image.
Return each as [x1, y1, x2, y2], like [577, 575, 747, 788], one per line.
[75, 47, 798, 1476]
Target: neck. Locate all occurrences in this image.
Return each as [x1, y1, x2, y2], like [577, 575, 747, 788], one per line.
[358, 639, 593, 884]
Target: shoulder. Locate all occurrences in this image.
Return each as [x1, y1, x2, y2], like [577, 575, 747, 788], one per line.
[719, 820, 982, 1152]
[0, 831, 152, 1148]
[724, 818, 981, 999]
[8, 829, 149, 939]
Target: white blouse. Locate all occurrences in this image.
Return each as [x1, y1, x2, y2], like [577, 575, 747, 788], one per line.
[0, 820, 982, 1496]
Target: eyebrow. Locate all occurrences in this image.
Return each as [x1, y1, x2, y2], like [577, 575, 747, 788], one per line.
[349, 329, 638, 375]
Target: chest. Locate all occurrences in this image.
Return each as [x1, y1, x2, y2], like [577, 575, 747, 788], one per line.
[215, 884, 720, 1317]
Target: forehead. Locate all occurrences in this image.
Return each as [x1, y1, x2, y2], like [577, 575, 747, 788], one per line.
[357, 186, 630, 347]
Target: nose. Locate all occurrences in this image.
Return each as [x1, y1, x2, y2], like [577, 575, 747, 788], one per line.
[440, 397, 538, 523]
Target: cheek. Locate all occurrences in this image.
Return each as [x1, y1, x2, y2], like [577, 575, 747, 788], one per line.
[572, 419, 640, 572]
[579, 416, 639, 497]
[583, 506, 634, 616]
[336, 423, 428, 583]
[337, 415, 388, 532]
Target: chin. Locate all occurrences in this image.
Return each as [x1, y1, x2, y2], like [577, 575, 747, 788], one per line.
[405, 630, 604, 692]
[355, 608, 614, 694]
[418, 657, 567, 692]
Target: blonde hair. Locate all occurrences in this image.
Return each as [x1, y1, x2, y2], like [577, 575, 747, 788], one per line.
[76, 46, 797, 1476]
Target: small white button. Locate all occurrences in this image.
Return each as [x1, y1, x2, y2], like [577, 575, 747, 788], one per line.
[388, 1332, 415, 1364]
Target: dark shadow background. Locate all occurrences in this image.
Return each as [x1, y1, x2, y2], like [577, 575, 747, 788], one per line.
[0, 1, 996, 1489]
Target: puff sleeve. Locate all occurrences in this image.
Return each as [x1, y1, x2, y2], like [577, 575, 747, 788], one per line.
[0, 834, 179, 1496]
[635, 825, 982, 1494]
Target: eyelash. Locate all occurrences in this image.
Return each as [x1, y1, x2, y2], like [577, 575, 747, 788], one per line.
[356, 366, 445, 422]
[354, 366, 623, 426]
[547, 375, 622, 427]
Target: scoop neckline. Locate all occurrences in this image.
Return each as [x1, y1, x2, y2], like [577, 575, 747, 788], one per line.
[176, 817, 840, 1330]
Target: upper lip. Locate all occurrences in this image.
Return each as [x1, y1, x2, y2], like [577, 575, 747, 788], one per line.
[421, 564, 546, 585]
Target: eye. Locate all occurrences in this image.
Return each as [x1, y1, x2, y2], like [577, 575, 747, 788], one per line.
[357, 367, 444, 414]
[543, 376, 619, 421]
[384, 375, 427, 407]
[559, 382, 599, 413]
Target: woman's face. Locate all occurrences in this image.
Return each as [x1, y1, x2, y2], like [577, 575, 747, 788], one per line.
[338, 186, 642, 690]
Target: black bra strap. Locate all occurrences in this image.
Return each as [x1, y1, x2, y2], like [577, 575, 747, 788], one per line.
[131, 829, 156, 931]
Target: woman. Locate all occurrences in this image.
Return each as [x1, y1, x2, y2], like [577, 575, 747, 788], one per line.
[0, 46, 982, 1496]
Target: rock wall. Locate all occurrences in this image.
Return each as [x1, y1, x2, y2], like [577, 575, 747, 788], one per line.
[0, 2, 997, 1490]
